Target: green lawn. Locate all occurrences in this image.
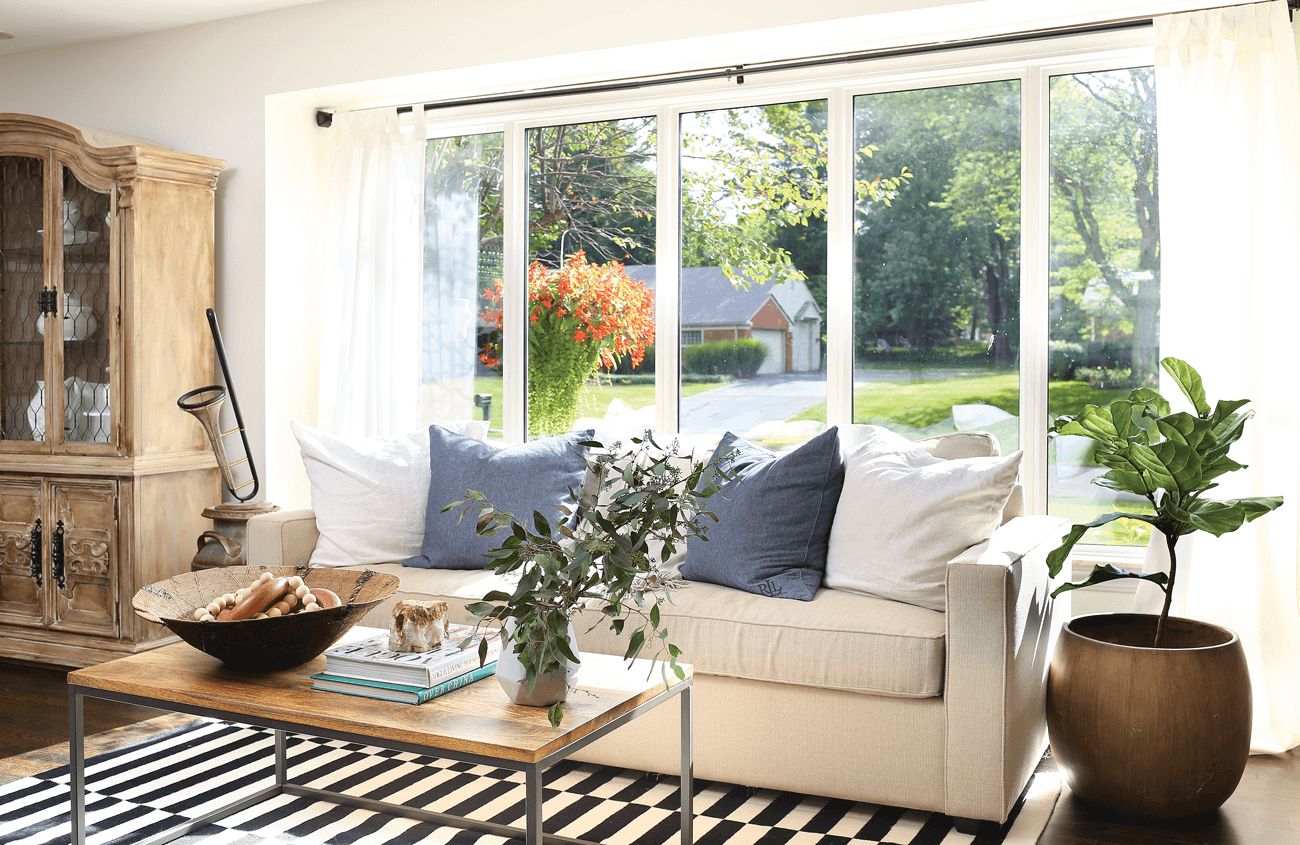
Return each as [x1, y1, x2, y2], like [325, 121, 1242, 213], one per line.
[790, 372, 1129, 428]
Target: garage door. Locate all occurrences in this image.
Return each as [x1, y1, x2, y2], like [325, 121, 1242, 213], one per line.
[751, 329, 785, 375]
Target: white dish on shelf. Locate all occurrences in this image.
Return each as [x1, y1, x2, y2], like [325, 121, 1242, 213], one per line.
[36, 293, 98, 341]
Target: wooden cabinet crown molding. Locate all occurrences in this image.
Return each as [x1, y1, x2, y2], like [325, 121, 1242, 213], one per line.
[0, 113, 224, 190]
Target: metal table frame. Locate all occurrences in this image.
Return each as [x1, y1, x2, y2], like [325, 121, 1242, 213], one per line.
[69, 679, 693, 845]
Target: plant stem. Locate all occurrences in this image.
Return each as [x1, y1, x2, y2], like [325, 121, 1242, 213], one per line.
[1153, 531, 1178, 648]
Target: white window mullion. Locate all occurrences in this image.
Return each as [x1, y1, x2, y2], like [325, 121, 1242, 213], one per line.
[826, 87, 855, 428]
[1020, 70, 1049, 515]
[655, 107, 682, 437]
[502, 121, 527, 443]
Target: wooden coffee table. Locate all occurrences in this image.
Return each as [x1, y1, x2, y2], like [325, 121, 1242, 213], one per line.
[67, 627, 693, 845]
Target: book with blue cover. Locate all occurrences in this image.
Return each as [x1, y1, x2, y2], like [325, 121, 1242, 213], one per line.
[321, 623, 502, 686]
[311, 661, 498, 704]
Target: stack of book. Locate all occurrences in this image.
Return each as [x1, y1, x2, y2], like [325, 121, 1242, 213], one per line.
[311, 622, 502, 704]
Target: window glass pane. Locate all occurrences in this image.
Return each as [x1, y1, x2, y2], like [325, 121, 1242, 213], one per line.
[422, 132, 503, 440]
[0, 155, 46, 442]
[679, 101, 828, 449]
[852, 82, 1022, 451]
[525, 117, 657, 440]
[61, 169, 112, 443]
[1048, 68, 1159, 546]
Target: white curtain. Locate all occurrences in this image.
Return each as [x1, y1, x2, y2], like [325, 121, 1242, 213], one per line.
[1138, 0, 1300, 754]
[318, 108, 427, 436]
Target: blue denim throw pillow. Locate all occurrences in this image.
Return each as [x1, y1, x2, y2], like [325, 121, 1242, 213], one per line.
[681, 426, 844, 601]
[403, 426, 592, 570]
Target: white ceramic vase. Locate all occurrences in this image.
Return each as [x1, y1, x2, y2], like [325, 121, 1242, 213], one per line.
[496, 617, 580, 707]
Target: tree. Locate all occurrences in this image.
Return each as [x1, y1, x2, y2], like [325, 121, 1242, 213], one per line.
[853, 81, 1021, 363]
[681, 101, 908, 287]
[1049, 68, 1160, 381]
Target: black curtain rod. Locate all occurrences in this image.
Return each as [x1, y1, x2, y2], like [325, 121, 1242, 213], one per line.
[317, 17, 1161, 128]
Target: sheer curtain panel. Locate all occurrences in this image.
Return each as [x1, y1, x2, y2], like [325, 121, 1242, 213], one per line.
[319, 108, 427, 436]
[1139, 0, 1300, 754]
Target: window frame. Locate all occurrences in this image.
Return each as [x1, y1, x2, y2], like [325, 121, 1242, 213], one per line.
[419, 29, 1158, 554]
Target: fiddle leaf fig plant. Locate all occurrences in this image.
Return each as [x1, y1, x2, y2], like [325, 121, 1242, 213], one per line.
[1047, 357, 1283, 647]
[445, 432, 738, 727]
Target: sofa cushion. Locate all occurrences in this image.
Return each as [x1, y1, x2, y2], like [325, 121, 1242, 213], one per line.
[680, 427, 845, 601]
[367, 563, 946, 698]
[841, 425, 1001, 461]
[824, 425, 1022, 612]
[404, 426, 592, 570]
[291, 419, 488, 568]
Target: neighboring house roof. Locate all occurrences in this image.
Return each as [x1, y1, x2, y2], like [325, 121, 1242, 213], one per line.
[622, 265, 821, 328]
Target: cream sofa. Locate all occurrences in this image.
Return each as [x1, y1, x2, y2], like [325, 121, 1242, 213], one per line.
[248, 433, 1069, 826]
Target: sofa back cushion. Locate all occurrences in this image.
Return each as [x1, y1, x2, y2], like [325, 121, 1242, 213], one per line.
[292, 419, 487, 568]
[404, 426, 592, 570]
[679, 427, 845, 602]
[823, 425, 1022, 611]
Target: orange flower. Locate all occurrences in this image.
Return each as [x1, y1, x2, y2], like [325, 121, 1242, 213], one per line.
[478, 250, 655, 373]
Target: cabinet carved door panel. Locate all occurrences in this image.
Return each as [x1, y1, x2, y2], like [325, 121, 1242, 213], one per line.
[47, 479, 117, 638]
[0, 479, 42, 627]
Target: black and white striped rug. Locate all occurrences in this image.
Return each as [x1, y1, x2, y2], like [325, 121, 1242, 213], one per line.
[1, 720, 1058, 845]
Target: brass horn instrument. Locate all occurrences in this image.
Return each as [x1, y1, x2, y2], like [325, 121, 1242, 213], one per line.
[178, 309, 260, 502]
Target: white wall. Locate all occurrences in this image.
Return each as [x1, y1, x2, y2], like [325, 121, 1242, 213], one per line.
[0, 0, 1245, 508]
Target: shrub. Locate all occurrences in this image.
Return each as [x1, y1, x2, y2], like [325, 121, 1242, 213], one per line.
[1049, 340, 1086, 380]
[682, 338, 769, 378]
[1074, 366, 1155, 391]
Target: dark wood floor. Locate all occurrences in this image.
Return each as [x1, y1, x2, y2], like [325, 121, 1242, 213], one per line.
[2, 658, 1297, 842]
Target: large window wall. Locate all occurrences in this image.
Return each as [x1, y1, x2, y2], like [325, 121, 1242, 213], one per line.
[416, 30, 1160, 550]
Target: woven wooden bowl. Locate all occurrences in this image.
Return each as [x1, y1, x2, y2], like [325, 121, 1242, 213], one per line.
[132, 566, 398, 672]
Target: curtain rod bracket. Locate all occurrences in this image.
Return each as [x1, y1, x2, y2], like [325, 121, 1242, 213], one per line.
[316, 110, 334, 128]
[727, 65, 745, 85]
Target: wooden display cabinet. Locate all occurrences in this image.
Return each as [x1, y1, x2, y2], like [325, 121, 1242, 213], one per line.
[0, 114, 224, 666]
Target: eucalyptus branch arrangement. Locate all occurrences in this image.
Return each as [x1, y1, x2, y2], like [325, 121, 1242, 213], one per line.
[1047, 357, 1283, 647]
[445, 433, 738, 726]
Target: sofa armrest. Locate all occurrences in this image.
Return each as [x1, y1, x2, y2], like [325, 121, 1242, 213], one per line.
[247, 508, 320, 569]
[942, 514, 1070, 823]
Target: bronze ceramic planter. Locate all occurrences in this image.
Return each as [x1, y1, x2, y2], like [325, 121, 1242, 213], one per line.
[1046, 613, 1252, 820]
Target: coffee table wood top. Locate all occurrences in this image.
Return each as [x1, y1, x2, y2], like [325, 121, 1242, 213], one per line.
[69, 626, 691, 764]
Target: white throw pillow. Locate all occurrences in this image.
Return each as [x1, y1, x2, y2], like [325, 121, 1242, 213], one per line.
[292, 419, 488, 567]
[824, 425, 1022, 611]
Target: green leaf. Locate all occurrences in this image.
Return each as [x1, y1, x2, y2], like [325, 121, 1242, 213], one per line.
[1184, 496, 1284, 536]
[533, 511, 552, 538]
[554, 632, 580, 664]
[649, 603, 660, 628]
[1125, 387, 1171, 419]
[624, 629, 645, 660]
[1051, 563, 1169, 598]
[1046, 512, 1159, 577]
[478, 636, 489, 667]
[548, 702, 564, 728]
[1161, 357, 1211, 416]
[464, 601, 495, 618]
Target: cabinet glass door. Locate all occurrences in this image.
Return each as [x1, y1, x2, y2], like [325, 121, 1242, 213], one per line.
[59, 169, 111, 444]
[0, 155, 48, 444]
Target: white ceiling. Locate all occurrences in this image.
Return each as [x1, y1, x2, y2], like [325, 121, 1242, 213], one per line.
[0, 0, 332, 57]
